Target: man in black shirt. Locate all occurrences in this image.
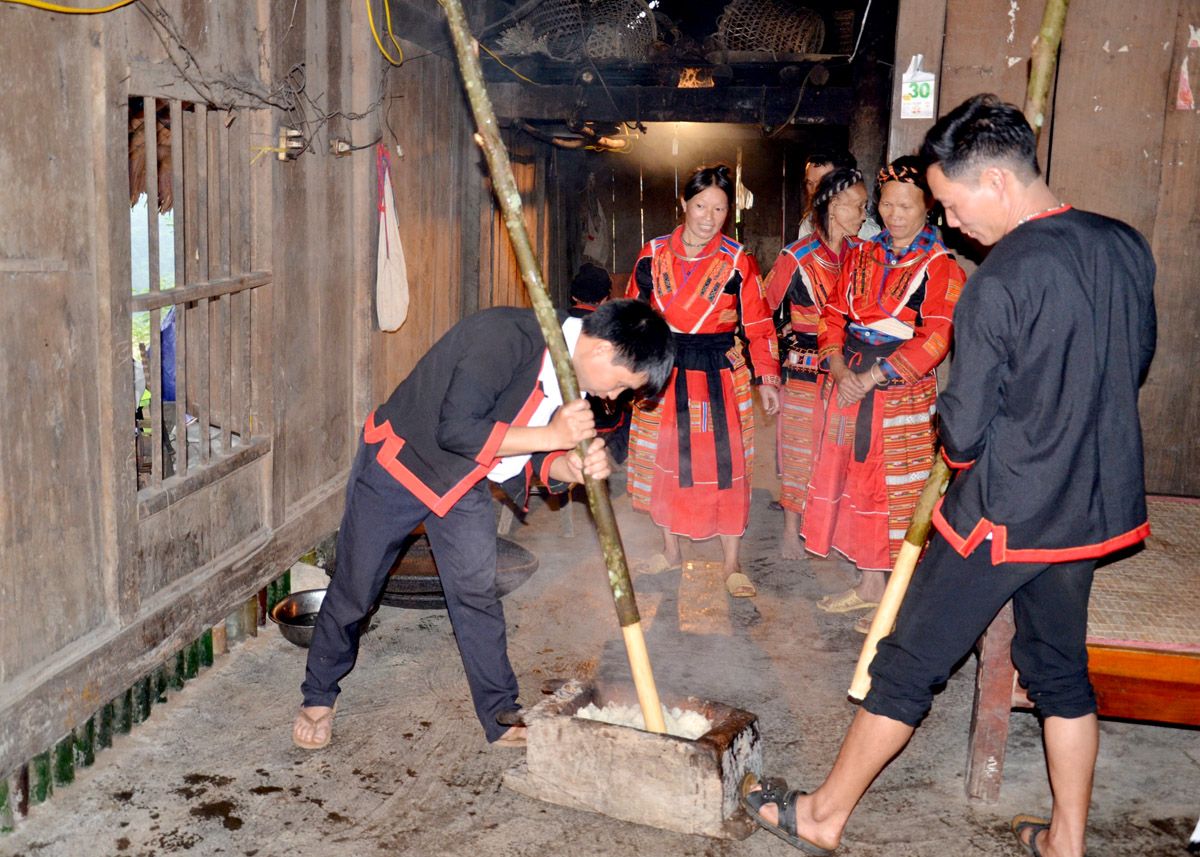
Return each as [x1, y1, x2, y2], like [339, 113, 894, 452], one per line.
[293, 300, 673, 751]
[744, 94, 1156, 857]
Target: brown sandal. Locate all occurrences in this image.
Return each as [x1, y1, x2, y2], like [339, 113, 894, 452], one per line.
[292, 703, 336, 750]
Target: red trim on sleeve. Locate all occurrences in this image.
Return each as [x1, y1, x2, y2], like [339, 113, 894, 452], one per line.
[940, 447, 975, 471]
[475, 421, 510, 465]
[539, 450, 567, 485]
[932, 496, 1151, 565]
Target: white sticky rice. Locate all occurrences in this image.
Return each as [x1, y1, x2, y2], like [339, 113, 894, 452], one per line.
[574, 701, 712, 739]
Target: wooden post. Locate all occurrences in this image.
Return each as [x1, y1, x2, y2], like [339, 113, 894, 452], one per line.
[438, 0, 665, 733]
[966, 602, 1019, 801]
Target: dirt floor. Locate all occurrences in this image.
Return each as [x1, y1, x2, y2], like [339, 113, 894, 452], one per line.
[5, 438, 1198, 856]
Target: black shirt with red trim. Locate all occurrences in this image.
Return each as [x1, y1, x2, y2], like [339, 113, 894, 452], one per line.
[369, 307, 567, 517]
[934, 207, 1157, 564]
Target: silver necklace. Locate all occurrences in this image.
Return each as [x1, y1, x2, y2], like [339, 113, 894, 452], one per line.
[1017, 202, 1065, 227]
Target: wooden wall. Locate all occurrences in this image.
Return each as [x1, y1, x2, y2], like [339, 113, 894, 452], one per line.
[552, 122, 857, 290]
[0, 0, 532, 782]
[892, 0, 1200, 496]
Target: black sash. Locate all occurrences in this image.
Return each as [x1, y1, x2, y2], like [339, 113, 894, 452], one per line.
[841, 332, 902, 463]
[673, 332, 736, 490]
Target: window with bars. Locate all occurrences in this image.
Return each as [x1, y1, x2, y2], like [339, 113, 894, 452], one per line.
[128, 95, 270, 509]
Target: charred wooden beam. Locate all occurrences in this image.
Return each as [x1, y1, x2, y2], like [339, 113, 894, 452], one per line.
[488, 82, 853, 126]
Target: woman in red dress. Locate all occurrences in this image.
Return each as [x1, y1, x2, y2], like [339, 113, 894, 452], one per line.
[802, 157, 965, 625]
[763, 167, 869, 561]
[626, 165, 780, 597]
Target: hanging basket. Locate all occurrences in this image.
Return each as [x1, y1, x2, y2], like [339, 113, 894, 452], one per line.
[714, 0, 825, 59]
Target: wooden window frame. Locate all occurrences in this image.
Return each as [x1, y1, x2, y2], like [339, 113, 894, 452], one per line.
[128, 92, 271, 519]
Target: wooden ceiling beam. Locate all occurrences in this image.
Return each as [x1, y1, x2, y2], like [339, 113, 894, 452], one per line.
[487, 82, 853, 126]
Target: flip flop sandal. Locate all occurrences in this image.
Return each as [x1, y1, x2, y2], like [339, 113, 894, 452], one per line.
[292, 702, 336, 750]
[1011, 815, 1052, 856]
[634, 553, 681, 575]
[491, 725, 527, 748]
[816, 589, 879, 614]
[725, 572, 757, 598]
[739, 773, 834, 855]
[853, 609, 879, 635]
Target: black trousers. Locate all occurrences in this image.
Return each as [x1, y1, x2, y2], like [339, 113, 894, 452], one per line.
[864, 532, 1097, 727]
[301, 438, 519, 742]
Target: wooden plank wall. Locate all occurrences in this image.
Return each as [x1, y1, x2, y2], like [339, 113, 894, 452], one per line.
[552, 123, 851, 294]
[0, 0, 510, 781]
[1143, 2, 1200, 495]
[368, 41, 493, 407]
[900, 0, 1200, 495]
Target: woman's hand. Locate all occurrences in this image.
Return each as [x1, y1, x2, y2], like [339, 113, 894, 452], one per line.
[835, 370, 876, 408]
[758, 385, 780, 416]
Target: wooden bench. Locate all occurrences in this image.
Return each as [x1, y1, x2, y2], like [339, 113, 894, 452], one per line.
[966, 495, 1200, 802]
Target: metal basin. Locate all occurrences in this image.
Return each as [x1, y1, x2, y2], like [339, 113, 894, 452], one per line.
[326, 533, 539, 610]
[270, 588, 372, 648]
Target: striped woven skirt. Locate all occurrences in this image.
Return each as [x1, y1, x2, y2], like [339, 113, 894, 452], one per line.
[800, 374, 937, 570]
[627, 359, 755, 539]
[778, 374, 823, 515]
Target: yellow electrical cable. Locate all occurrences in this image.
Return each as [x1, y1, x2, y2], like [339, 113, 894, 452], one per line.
[366, 0, 403, 66]
[2, 0, 135, 12]
[382, 0, 403, 62]
[477, 41, 536, 85]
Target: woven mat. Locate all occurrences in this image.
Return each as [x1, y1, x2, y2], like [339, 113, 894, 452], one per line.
[1088, 496, 1200, 652]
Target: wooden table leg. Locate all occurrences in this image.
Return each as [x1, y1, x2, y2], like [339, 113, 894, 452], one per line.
[966, 601, 1019, 802]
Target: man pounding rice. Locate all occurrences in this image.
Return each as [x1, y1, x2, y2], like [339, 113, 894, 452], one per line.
[744, 94, 1157, 857]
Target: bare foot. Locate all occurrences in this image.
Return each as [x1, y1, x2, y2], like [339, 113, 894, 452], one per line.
[780, 530, 805, 560]
[293, 704, 335, 749]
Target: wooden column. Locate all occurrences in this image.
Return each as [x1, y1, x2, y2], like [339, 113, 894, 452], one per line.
[887, 0, 947, 160]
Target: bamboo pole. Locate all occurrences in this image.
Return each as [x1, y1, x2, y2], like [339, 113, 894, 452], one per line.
[438, 0, 665, 733]
[849, 0, 1068, 701]
[1024, 0, 1070, 137]
[848, 457, 948, 700]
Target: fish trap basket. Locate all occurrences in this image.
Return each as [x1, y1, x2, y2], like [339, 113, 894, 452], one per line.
[715, 0, 825, 56]
[583, 0, 658, 60]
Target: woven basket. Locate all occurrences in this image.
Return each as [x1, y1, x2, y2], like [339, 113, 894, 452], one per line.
[716, 0, 825, 56]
